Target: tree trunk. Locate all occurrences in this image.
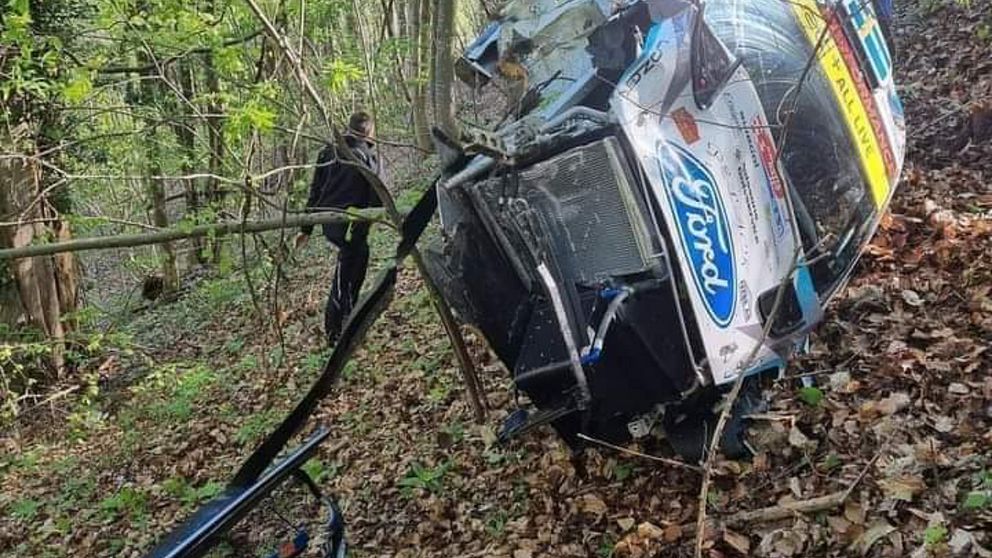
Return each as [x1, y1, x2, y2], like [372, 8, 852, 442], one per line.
[137, 53, 180, 293]
[0, 135, 79, 374]
[204, 49, 227, 264]
[173, 61, 206, 267]
[432, 0, 459, 138]
[411, 0, 433, 150]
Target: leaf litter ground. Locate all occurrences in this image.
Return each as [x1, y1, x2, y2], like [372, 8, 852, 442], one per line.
[2, 2, 991, 556]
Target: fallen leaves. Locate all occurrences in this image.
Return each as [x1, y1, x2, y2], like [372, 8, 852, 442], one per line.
[852, 520, 896, 556]
[578, 493, 608, 517]
[879, 475, 928, 503]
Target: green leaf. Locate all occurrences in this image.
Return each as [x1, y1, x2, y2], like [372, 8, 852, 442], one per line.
[613, 462, 634, 482]
[62, 70, 92, 104]
[821, 453, 843, 472]
[798, 386, 825, 407]
[11, 499, 40, 521]
[924, 524, 948, 546]
[963, 491, 990, 510]
[324, 59, 363, 93]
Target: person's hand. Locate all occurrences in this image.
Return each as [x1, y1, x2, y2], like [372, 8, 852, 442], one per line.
[294, 232, 310, 250]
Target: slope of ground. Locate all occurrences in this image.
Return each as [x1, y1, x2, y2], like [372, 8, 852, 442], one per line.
[1, 1, 991, 557]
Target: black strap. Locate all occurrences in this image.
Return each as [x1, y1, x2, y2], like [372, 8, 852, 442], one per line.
[232, 184, 439, 487]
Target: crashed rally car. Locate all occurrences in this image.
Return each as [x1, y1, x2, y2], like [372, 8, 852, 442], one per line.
[427, 0, 905, 459]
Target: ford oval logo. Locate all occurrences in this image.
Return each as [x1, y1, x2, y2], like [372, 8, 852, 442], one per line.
[656, 141, 736, 327]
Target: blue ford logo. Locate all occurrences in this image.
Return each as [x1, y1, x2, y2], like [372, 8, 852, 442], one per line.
[656, 141, 736, 327]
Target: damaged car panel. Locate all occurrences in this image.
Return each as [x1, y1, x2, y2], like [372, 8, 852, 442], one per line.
[430, 0, 904, 454]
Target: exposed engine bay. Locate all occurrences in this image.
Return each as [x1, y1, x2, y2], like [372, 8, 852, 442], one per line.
[427, 0, 905, 459]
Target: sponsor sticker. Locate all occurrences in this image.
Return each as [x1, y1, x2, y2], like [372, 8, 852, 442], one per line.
[671, 107, 701, 144]
[753, 117, 788, 240]
[824, 7, 897, 179]
[753, 120, 785, 199]
[790, 0, 891, 208]
[887, 88, 905, 130]
[738, 280, 752, 321]
[624, 26, 665, 89]
[656, 141, 737, 327]
[841, 0, 892, 85]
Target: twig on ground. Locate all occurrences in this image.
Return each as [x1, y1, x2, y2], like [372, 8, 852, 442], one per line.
[680, 435, 883, 550]
[685, 491, 846, 535]
[577, 433, 704, 473]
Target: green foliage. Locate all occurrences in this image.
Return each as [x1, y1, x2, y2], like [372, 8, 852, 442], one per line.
[963, 491, 990, 510]
[234, 408, 282, 445]
[597, 534, 617, 558]
[2, 449, 41, 476]
[820, 453, 843, 472]
[163, 477, 224, 508]
[226, 97, 277, 136]
[976, 16, 992, 39]
[441, 421, 466, 444]
[924, 524, 948, 546]
[324, 59, 365, 94]
[302, 458, 338, 484]
[962, 470, 992, 510]
[224, 336, 246, 355]
[427, 375, 452, 403]
[485, 508, 509, 537]
[10, 498, 42, 521]
[139, 363, 217, 424]
[798, 386, 825, 407]
[61, 68, 93, 104]
[99, 486, 147, 521]
[58, 475, 96, 512]
[0, 339, 49, 422]
[398, 461, 451, 496]
[611, 461, 634, 482]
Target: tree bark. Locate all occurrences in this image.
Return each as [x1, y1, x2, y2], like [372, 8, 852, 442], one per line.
[432, 0, 459, 138]
[173, 61, 206, 266]
[137, 52, 180, 293]
[411, 0, 433, 150]
[205, 0, 228, 264]
[0, 209, 388, 260]
[0, 139, 73, 373]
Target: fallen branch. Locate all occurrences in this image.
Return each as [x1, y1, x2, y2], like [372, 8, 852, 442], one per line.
[682, 442, 881, 539]
[679, 490, 847, 536]
[0, 209, 389, 260]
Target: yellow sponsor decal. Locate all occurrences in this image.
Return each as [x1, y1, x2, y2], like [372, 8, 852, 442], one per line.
[790, 0, 891, 208]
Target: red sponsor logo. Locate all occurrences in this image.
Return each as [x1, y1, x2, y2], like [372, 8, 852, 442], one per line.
[671, 107, 701, 144]
[753, 119, 785, 199]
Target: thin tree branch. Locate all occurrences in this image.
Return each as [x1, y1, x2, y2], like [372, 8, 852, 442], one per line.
[95, 30, 264, 74]
[0, 209, 390, 260]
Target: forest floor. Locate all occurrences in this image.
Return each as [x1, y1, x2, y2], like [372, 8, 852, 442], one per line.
[2, 1, 992, 557]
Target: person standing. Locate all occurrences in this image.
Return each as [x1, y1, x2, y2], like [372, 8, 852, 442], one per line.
[295, 111, 383, 345]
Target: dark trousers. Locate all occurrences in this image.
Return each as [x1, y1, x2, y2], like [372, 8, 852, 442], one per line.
[325, 237, 370, 341]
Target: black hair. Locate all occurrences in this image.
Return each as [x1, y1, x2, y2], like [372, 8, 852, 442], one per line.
[348, 111, 373, 136]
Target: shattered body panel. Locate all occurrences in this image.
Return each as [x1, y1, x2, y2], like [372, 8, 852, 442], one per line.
[433, 0, 904, 451]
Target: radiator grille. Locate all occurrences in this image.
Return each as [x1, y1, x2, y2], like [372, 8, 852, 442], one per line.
[518, 137, 653, 283]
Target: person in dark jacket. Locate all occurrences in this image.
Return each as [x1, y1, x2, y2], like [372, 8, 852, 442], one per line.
[295, 111, 383, 345]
